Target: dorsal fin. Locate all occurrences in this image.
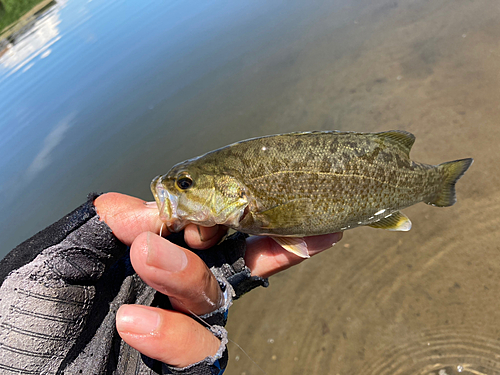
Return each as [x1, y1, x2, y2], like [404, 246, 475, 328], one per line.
[374, 130, 416, 157]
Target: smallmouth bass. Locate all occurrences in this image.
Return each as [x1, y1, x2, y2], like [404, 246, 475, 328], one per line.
[151, 130, 473, 258]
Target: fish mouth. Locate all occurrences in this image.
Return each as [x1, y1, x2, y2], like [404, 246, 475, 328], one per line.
[151, 175, 184, 232]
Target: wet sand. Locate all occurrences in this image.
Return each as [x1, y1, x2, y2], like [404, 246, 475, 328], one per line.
[219, 0, 500, 373]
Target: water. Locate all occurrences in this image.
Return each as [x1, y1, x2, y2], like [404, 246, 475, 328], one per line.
[1, 0, 499, 374]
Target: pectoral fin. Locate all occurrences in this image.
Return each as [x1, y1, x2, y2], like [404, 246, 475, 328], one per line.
[272, 237, 310, 258]
[368, 211, 412, 231]
[255, 198, 312, 230]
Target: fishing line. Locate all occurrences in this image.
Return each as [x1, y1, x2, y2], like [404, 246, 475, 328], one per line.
[226, 338, 269, 375]
[180, 301, 270, 375]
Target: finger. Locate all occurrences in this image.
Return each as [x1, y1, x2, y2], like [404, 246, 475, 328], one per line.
[95, 193, 227, 250]
[94, 193, 164, 246]
[130, 232, 223, 315]
[245, 232, 343, 278]
[183, 224, 228, 250]
[116, 304, 220, 368]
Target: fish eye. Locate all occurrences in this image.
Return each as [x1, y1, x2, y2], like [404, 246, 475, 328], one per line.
[176, 175, 193, 190]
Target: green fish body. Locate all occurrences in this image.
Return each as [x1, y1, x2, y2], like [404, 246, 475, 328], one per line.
[151, 130, 473, 257]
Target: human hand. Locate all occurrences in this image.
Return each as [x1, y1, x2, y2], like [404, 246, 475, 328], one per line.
[95, 193, 343, 368]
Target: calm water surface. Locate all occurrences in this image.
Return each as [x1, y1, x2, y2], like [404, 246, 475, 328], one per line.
[1, 0, 499, 374]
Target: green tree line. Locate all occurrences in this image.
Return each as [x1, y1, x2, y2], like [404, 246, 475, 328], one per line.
[0, 0, 45, 33]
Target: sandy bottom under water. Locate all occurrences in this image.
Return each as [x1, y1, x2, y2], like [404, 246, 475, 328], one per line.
[223, 0, 500, 373]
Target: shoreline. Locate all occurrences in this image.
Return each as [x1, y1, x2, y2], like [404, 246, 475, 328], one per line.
[0, 0, 54, 42]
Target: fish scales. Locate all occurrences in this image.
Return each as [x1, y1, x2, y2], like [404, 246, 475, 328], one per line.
[151, 130, 472, 257]
[178, 132, 429, 232]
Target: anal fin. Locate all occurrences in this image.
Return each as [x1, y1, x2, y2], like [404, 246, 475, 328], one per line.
[368, 211, 412, 231]
[272, 237, 310, 258]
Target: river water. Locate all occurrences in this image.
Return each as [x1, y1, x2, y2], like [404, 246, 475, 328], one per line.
[1, 0, 499, 374]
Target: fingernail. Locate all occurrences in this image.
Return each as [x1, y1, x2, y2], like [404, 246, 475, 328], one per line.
[146, 232, 188, 272]
[116, 305, 160, 335]
[144, 201, 159, 209]
[197, 225, 219, 242]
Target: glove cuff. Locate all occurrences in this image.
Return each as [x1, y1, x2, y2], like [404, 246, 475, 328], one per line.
[167, 231, 269, 301]
[163, 325, 228, 375]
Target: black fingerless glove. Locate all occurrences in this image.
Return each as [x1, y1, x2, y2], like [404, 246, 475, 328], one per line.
[0, 194, 268, 375]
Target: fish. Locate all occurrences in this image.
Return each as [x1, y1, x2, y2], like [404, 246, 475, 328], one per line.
[151, 130, 473, 258]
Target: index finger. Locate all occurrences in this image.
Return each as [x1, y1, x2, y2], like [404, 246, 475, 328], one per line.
[94, 193, 226, 248]
[95, 193, 164, 246]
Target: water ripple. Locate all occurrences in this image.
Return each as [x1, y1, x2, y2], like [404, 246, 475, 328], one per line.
[361, 327, 500, 375]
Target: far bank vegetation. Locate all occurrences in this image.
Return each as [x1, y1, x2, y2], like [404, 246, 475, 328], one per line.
[0, 0, 46, 34]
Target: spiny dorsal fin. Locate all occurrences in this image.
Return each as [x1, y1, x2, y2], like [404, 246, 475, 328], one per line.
[374, 130, 416, 157]
[368, 211, 412, 231]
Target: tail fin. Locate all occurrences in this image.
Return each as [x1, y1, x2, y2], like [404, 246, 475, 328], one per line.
[426, 158, 473, 207]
